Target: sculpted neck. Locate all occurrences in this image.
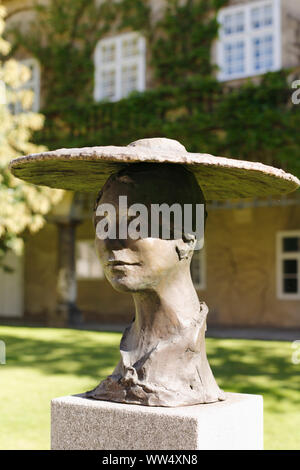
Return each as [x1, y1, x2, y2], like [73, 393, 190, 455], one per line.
[132, 264, 200, 337]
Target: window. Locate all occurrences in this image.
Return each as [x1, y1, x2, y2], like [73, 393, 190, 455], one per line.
[76, 240, 104, 280]
[276, 231, 300, 300]
[217, 0, 281, 81]
[10, 58, 40, 114]
[94, 32, 146, 102]
[191, 249, 206, 290]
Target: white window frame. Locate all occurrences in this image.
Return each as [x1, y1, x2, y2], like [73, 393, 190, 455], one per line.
[191, 248, 206, 290]
[276, 230, 300, 300]
[11, 58, 41, 113]
[94, 31, 146, 102]
[76, 240, 104, 281]
[217, 0, 281, 81]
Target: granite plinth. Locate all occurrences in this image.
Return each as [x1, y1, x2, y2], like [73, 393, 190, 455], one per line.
[51, 392, 263, 450]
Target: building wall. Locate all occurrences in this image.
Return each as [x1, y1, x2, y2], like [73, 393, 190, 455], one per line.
[203, 203, 300, 328]
[24, 222, 58, 322]
[23, 203, 300, 328]
[281, 0, 300, 69]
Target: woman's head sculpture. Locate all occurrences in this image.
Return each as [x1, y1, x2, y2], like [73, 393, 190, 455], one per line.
[88, 162, 224, 406]
[9, 137, 300, 406]
[93, 163, 207, 295]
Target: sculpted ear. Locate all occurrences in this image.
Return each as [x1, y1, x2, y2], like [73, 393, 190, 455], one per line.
[175, 233, 197, 260]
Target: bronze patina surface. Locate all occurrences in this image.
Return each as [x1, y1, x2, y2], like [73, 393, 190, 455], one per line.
[9, 138, 300, 200]
[86, 163, 225, 406]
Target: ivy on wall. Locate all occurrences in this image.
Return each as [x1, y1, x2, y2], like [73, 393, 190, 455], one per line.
[10, 0, 116, 106]
[7, 0, 300, 178]
[150, 0, 227, 85]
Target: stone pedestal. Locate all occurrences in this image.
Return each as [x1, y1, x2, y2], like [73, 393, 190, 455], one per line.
[51, 393, 263, 450]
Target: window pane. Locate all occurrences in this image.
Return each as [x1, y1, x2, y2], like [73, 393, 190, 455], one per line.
[102, 44, 115, 63]
[252, 35, 273, 72]
[9, 60, 39, 113]
[223, 41, 245, 76]
[121, 64, 138, 97]
[251, 4, 273, 29]
[76, 241, 104, 279]
[251, 7, 260, 29]
[283, 259, 298, 275]
[90, 255, 104, 278]
[122, 37, 139, 58]
[264, 4, 273, 26]
[76, 243, 90, 278]
[102, 70, 116, 99]
[283, 237, 300, 253]
[24, 62, 35, 87]
[223, 11, 244, 35]
[283, 278, 298, 294]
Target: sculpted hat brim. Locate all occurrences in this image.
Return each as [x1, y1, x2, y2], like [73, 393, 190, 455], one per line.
[9, 137, 300, 200]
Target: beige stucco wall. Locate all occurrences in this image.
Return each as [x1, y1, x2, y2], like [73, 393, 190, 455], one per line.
[24, 202, 300, 328]
[24, 222, 58, 321]
[281, 0, 300, 69]
[203, 202, 300, 328]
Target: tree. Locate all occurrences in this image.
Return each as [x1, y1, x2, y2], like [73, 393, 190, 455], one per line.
[0, 5, 63, 269]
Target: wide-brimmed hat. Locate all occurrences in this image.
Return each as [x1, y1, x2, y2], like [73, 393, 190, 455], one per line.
[9, 137, 300, 200]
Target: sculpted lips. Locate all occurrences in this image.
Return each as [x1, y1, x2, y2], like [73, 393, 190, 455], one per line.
[106, 259, 141, 267]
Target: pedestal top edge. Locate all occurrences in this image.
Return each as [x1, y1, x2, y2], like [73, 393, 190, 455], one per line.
[51, 392, 263, 417]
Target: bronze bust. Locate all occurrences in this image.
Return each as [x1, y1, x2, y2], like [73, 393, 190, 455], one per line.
[86, 163, 225, 406]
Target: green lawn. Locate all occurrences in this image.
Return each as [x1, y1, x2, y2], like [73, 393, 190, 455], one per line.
[0, 326, 299, 450]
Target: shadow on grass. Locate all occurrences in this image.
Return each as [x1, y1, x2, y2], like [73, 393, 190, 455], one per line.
[1, 328, 121, 383]
[207, 340, 300, 410]
[1, 327, 299, 411]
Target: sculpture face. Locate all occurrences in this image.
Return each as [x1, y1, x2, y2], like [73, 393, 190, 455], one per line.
[95, 228, 181, 293]
[95, 165, 195, 292]
[94, 163, 206, 293]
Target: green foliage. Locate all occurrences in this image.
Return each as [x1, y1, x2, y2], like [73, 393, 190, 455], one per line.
[150, 0, 228, 85]
[8, 0, 300, 179]
[33, 75, 222, 151]
[0, 6, 63, 267]
[216, 71, 300, 175]
[10, 0, 116, 106]
[117, 0, 152, 32]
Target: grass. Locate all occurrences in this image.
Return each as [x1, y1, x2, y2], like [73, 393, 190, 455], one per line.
[0, 326, 299, 450]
